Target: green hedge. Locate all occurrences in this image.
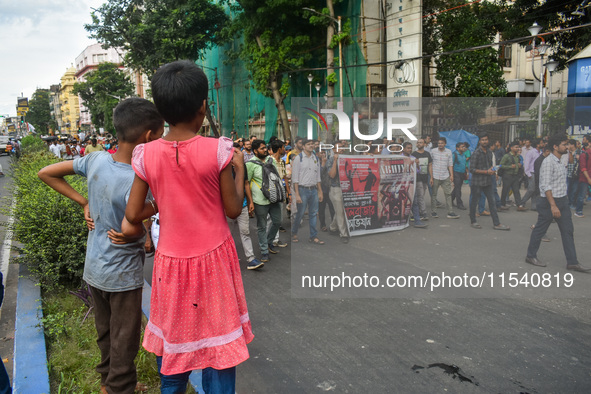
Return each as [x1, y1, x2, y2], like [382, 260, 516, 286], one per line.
[12, 138, 88, 289]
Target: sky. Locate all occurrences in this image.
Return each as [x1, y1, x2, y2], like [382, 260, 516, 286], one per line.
[0, 0, 105, 117]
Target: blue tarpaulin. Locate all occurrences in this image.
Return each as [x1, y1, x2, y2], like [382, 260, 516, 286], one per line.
[439, 130, 479, 153]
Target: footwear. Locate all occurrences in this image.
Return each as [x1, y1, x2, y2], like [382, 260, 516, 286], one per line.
[260, 254, 270, 263]
[329, 230, 339, 236]
[279, 226, 287, 232]
[457, 205, 467, 210]
[409, 216, 415, 222]
[273, 240, 288, 248]
[292, 235, 299, 243]
[436, 203, 443, 208]
[421, 216, 429, 221]
[414, 222, 428, 228]
[471, 222, 482, 229]
[566, 264, 591, 273]
[447, 212, 460, 219]
[340, 237, 349, 244]
[542, 237, 551, 242]
[517, 206, 528, 212]
[498, 206, 509, 211]
[320, 226, 328, 232]
[247, 258, 265, 270]
[493, 224, 510, 231]
[481, 210, 490, 216]
[268, 244, 279, 254]
[525, 257, 546, 267]
[431, 212, 439, 218]
[574, 212, 584, 218]
[309, 237, 325, 245]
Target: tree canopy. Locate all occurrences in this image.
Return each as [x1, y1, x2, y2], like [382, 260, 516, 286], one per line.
[27, 89, 53, 134]
[73, 62, 135, 134]
[85, 0, 229, 76]
[229, 0, 326, 140]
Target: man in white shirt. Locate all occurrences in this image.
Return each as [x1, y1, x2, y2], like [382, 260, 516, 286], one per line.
[429, 137, 459, 219]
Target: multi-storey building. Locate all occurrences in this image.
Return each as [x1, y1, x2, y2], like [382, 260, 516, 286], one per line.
[49, 84, 62, 134]
[74, 43, 149, 132]
[59, 66, 80, 135]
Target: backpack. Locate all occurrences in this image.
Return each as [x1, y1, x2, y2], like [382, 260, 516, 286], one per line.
[249, 158, 286, 203]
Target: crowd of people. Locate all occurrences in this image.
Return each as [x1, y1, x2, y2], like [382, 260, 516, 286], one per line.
[46, 135, 119, 159]
[33, 58, 590, 393]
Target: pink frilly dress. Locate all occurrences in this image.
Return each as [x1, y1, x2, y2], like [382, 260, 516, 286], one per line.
[132, 135, 253, 375]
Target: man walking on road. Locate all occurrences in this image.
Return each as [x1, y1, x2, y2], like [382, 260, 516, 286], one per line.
[526, 134, 590, 272]
[429, 137, 459, 219]
[469, 133, 510, 231]
[574, 134, 591, 218]
[521, 138, 544, 211]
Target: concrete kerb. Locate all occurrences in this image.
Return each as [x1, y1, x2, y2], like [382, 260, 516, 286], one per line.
[12, 276, 205, 393]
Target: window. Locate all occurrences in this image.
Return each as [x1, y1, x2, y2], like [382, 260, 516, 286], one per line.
[500, 44, 512, 68]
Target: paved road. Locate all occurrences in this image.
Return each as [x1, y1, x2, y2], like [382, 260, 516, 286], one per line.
[145, 185, 591, 392]
[0, 154, 17, 383]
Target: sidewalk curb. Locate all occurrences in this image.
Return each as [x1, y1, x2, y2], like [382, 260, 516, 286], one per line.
[12, 276, 206, 393]
[13, 264, 50, 393]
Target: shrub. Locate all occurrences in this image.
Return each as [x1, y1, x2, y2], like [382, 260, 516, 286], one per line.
[20, 135, 48, 154]
[11, 150, 88, 289]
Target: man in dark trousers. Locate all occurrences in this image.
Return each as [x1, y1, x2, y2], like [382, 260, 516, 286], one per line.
[526, 134, 590, 272]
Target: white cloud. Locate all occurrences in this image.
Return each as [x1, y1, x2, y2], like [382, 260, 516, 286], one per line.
[0, 0, 105, 116]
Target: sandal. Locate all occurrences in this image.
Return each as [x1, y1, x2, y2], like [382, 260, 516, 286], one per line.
[321, 226, 328, 232]
[292, 235, 299, 243]
[309, 237, 325, 245]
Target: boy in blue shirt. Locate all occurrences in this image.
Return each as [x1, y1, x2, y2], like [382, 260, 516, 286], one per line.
[38, 98, 164, 394]
[451, 142, 468, 210]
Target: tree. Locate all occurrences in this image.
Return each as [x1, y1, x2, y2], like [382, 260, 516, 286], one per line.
[27, 88, 52, 134]
[73, 63, 135, 134]
[229, 0, 325, 141]
[424, 0, 507, 97]
[502, 0, 591, 71]
[86, 0, 229, 77]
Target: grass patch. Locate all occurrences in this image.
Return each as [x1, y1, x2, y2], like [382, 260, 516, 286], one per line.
[42, 288, 170, 393]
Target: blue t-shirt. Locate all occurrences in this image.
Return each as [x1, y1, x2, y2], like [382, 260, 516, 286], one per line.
[453, 150, 467, 173]
[73, 152, 145, 292]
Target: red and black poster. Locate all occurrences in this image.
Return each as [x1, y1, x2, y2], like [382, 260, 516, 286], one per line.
[338, 155, 416, 236]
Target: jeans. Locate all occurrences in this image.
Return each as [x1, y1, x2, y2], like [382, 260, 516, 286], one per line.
[431, 177, 452, 213]
[527, 196, 578, 266]
[501, 174, 522, 206]
[232, 206, 255, 262]
[415, 181, 428, 216]
[254, 202, 282, 254]
[292, 186, 319, 239]
[470, 184, 500, 226]
[451, 171, 466, 207]
[90, 286, 142, 394]
[575, 181, 590, 214]
[521, 175, 538, 210]
[568, 177, 579, 207]
[157, 357, 236, 394]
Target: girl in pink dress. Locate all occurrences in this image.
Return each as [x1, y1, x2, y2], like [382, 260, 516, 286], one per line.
[124, 60, 253, 393]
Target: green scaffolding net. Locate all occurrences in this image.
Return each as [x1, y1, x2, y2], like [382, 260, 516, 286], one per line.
[198, 0, 367, 142]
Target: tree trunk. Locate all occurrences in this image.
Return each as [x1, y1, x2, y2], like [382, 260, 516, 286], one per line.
[255, 35, 292, 142]
[326, 0, 336, 101]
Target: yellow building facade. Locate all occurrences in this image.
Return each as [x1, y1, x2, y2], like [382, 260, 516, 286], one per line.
[59, 66, 79, 135]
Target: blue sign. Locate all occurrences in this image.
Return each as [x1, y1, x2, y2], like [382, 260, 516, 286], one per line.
[568, 57, 591, 96]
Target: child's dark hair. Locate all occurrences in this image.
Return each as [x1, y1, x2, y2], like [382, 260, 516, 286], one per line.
[113, 98, 163, 142]
[151, 60, 208, 126]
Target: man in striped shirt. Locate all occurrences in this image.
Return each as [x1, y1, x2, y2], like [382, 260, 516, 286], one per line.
[525, 134, 590, 272]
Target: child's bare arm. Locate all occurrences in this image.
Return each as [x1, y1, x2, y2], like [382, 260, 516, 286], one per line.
[125, 175, 155, 225]
[221, 150, 244, 219]
[38, 161, 94, 230]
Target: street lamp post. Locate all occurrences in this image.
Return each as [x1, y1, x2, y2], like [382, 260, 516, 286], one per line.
[307, 74, 314, 102]
[528, 22, 558, 138]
